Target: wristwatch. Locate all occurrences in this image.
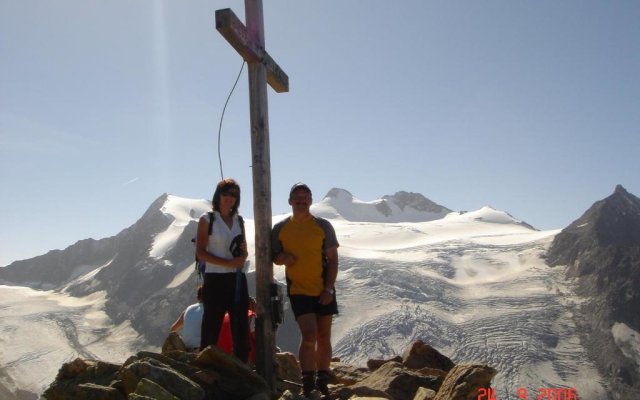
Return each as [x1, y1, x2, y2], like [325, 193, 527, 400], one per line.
[323, 288, 335, 295]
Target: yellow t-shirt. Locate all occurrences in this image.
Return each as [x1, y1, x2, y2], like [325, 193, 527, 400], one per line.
[272, 215, 338, 296]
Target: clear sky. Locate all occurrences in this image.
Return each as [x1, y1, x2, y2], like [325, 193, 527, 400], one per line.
[1, 1, 638, 266]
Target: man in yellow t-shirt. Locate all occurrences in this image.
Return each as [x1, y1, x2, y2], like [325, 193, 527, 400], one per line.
[271, 183, 339, 399]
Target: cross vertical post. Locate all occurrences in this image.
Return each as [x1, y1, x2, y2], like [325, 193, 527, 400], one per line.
[244, 0, 276, 390]
[215, 0, 288, 391]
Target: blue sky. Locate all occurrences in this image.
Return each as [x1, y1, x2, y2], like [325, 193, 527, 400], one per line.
[1, 1, 639, 266]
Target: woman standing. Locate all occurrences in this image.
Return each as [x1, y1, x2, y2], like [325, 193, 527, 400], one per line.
[197, 178, 250, 362]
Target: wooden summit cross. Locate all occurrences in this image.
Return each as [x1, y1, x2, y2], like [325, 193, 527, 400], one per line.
[215, 0, 288, 390]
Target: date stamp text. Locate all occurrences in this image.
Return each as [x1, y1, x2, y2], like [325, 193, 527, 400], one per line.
[478, 387, 578, 399]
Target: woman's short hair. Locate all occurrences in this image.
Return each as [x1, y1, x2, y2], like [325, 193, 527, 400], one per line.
[212, 178, 241, 215]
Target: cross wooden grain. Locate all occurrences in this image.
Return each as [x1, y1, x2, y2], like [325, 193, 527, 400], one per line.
[215, 0, 288, 391]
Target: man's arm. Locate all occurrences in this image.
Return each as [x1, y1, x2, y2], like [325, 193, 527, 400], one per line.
[274, 252, 297, 266]
[271, 219, 296, 266]
[324, 246, 339, 291]
[319, 246, 338, 305]
[319, 217, 339, 291]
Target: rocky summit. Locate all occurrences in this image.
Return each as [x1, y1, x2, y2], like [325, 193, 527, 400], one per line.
[6, 186, 640, 399]
[43, 340, 495, 400]
[547, 184, 640, 399]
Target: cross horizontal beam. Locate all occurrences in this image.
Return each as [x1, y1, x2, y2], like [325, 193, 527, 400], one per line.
[216, 8, 289, 93]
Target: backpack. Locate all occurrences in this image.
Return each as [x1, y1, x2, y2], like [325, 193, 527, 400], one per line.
[192, 212, 245, 281]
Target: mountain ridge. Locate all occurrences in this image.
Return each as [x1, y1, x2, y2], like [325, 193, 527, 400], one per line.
[547, 184, 640, 399]
[1, 186, 638, 399]
[312, 188, 452, 223]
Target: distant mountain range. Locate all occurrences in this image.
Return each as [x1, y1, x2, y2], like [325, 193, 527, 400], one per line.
[1, 186, 639, 399]
[311, 188, 452, 222]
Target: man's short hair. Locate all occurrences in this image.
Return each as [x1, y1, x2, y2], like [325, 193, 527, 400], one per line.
[289, 182, 312, 199]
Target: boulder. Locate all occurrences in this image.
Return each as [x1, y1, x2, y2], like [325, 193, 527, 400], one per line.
[57, 358, 94, 380]
[367, 356, 403, 371]
[195, 346, 270, 398]
[134, 351, 218, 387]
[415, 367, 447, 379]
[330, 362, 371, 385]
[433, 364, 496, 400]
[277, 390, 312, 400]
[245, 393, 273, 400]
[133, 378, 179, 400]
[76, 383, 125, 400]
[276, 352, 303, 394]
[42, 343, 495, 400]
[401, 341, 454, 372]
[413, 387, 436, 400]
[347, 397, 393, 400]
[331, 385, 393, 400]
[349, 361, 443, 400]
[161, 332, 187, 354]
[120, 359, 204, 400]
[43, 359, 122, 400]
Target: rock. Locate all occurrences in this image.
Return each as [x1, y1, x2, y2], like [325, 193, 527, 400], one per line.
[120, 359, 204, 399]
[245, 392, 273, 400]
[189, 368, 221, 388]
[161, 332, 187, 354]
[134, 378, 179, 400]
[415, 367, 447, 379]
[278, 389, 310, 400]
[331, 385, 392, 400]
[433, 364, 496, 400]
[402, 341, 454, 372]
[76, 383, 125, 400]
[43, 359, 122, 400]
[330, 362, 371, 385]
[367, 356, 403, 371]
[350, 361, 443, 400]
[413, 387, 436, 400]
[348, 397, 393, 400]
[276, 352, 302, 394]
[56, 358, 94, 380]
[134, 351, 218, 388]
[195, 346, 270, 398]
[43, 343, 495, 400]
[161, 350, 199, 364]
[95, 361, 122, 377]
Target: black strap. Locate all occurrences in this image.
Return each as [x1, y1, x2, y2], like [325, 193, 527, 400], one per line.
[208, 212, 244, 236]
[207, 211, 214, 236]
[234, 215, 246, 303]
[206, 212, 245, 240]
[194, 212, 215, 281]
[237, 215, 246, 237]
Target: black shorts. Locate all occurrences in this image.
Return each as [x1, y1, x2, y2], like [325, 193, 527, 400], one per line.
[289, 294, 339, 319]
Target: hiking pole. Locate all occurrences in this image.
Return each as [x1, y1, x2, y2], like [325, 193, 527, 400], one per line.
[277, 378, 303, 387]
[233, 267, 244, 360]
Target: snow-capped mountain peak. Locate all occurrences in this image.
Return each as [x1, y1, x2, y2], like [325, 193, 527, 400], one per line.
[150, 195, 210, 259]
[158, 194, 211, 221]
[444, 206, 536, 229]
[311, 188, 451, 223]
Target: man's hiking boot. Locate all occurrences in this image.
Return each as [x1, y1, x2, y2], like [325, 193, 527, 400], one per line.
[301, 370, 316, 398]
[316, 370, 331, 400]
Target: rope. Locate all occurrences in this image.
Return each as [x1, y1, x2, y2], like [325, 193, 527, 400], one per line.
[217, 60, 246, 180]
